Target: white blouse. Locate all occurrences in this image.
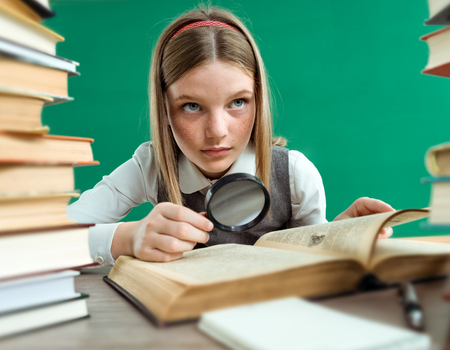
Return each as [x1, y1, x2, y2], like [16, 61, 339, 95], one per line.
[68, 141, 327, 266]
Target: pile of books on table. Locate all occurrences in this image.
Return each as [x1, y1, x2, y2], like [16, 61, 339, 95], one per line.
[422, 142, 450, 231]
[420, 1, 450, 232]
[0, 0, 98, 338]
[421, 0, 450, 78]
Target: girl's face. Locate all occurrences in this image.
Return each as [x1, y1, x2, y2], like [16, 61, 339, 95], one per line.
[165, 60, 256, 179]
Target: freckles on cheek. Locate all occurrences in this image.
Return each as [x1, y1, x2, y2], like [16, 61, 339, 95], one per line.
[237, 116, 255, 136]
[172, 120, 198, 144]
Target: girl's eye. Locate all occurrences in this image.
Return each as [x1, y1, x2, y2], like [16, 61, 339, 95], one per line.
[182, 103, 201, 113]
[230, 99, 246, 109]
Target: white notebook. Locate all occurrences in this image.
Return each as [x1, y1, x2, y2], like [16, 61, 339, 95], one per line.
[198, 297, 430, 350]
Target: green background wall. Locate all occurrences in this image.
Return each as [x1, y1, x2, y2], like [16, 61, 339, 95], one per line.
[44, 0, 449, 237]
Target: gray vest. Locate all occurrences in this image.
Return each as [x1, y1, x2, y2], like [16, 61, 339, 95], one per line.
[157, 146, 292, 247]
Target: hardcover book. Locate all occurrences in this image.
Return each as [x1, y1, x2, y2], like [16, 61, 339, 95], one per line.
[0, 163, 74, 194]
[0, 3, 62, 55]
[421, 27, 450, 78]
[0, 294, 89, 338]
[0, 131, 99, 164]
[0, 56, 71, 97]
[0, 192, 79, 232]
[105, 208, 450, 326]
[0, 224, 95, 280]
[0, 87, 51, 134]
[0, 270, 81, 314]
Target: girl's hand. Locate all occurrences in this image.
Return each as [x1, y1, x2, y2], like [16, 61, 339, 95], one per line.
[111, 202, 212, 262]
[333, 197, 395, 239]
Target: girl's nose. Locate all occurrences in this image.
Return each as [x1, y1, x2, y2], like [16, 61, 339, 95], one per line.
[205, 110, 228, 139]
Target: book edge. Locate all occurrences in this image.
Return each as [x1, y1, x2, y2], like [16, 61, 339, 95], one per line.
[102, 276, 198, 328]
[0, 223, 94, 236]
[0, 262, 99, 283]
[0, 37, 79, 73]
[0, 160, 99, 166]
[0, 293, 89, 317]
[0, 314, 90, 340]
[420, 26, 450, 41]
[0, 130, 95, 143]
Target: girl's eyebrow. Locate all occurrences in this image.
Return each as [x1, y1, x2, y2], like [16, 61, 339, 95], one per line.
[229, 89, 254, 99]
[174, 94, 196, 102]
[174, 89, 254, 102]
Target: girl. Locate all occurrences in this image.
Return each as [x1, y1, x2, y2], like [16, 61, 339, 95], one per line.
[68, 6, 394, 267]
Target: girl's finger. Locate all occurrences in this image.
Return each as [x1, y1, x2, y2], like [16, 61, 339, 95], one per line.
[158, 202, 213, 232]
[357, 198, 395, 216]
[149, 230, 197, 253]
[138, 247, 183, 262]
[378, 227, 393, 239]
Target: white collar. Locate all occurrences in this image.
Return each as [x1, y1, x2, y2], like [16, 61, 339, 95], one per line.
[179, 141, 256, 194]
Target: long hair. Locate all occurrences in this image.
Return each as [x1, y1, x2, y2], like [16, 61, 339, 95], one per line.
[150, 5, 276, 205]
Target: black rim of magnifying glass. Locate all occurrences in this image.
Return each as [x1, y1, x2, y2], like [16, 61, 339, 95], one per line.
[205, 173, 271, 232]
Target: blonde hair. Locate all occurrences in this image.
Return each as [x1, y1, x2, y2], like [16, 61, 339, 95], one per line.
[150, 5, 282, 205]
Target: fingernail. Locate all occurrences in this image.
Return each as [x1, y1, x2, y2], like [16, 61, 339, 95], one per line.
[206, 222, 213, 231]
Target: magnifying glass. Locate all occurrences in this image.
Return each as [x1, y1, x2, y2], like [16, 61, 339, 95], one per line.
[205, 173, 270, 232]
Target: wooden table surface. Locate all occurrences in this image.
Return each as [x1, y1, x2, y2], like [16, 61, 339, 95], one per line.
[3, 267, 450, 350]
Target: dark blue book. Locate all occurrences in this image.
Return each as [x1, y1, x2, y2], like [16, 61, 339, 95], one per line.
[421, 222, 450, 231]
[422, 176, 450, 184]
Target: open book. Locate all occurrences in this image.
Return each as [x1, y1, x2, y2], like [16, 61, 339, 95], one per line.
[104, 208, 450, 326]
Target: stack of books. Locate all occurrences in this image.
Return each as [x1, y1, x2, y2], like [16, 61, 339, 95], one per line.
[422, 142, 450, 231]
[421, 0, 450, 78]
[420, 2, 450, 232]
[0, 0, 98, 338]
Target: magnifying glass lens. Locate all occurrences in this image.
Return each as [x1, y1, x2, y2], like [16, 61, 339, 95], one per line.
[210, 180, 265, 226]
[205, 173, 270, 232]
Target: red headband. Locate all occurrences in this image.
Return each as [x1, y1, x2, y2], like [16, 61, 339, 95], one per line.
[170, 20, 237, 39]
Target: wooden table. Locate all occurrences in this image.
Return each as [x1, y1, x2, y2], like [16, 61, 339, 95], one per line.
[3, 268, 450, 350]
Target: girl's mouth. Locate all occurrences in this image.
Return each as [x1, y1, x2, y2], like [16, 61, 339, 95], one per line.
[201, 147, 231, 157]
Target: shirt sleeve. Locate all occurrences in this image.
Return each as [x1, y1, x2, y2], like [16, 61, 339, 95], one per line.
[67, 142, 158, 267]
[287, 150, 327, 227]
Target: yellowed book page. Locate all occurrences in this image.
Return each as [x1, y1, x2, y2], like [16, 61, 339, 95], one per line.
[255, 209, 429, 267]
[369, 239, 450, 269]
[129, 244, 346, 286]
[381, 209, 429, 228]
